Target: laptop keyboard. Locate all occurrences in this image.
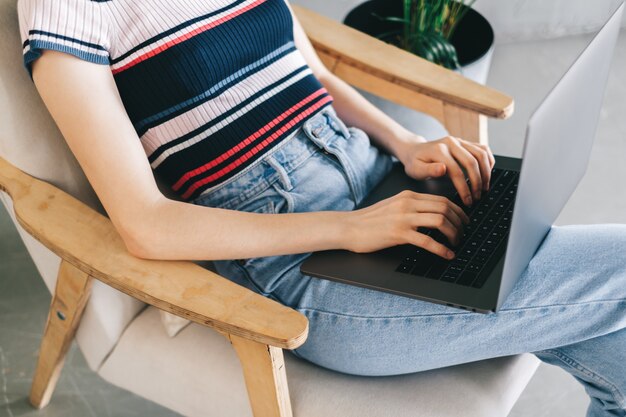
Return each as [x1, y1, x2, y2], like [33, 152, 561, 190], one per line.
[395, 167, 519, 288]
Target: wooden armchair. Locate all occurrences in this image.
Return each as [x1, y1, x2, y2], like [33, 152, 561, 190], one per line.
[0, 4, 536, 417]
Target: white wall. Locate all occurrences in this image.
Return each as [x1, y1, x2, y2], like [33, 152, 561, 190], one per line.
[291, 0, 626, 43]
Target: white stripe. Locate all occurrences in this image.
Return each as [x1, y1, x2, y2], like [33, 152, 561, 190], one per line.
[141, 51, 307, 153]
[108, 0, 242, 58]
[18, 0, 111, 54]
[148, 67, 313, 168]
[26, 34, 110, 57]
[110, 0, 260, 69]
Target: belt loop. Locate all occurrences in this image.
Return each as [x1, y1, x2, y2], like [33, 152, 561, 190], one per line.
[302, 109, 326, 139]
[265, 155, 293, 191]
[325, 107, 351, 139]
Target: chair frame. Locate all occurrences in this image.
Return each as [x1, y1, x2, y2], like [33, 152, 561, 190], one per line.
[0, 6, 512, 417]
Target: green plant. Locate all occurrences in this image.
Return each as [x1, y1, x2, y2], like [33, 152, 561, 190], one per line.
[375, 0, 477, 69]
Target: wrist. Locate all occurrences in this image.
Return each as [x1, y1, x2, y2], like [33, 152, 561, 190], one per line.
[332, 210, 358, 251]
[390, 130, 426, 165]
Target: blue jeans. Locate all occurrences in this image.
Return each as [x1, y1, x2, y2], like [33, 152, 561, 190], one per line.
[192, 107, 626, 417]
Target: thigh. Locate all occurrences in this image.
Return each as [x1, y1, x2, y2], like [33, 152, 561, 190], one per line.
[290, 225, 626, 376]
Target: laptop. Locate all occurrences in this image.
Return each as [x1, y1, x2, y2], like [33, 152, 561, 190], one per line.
[301, 3, 624, 314]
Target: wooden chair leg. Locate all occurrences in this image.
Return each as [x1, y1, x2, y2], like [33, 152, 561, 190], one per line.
[230, 334, 293, 417]
[29, 260, 92, 409]
[443, 103, 489, 146]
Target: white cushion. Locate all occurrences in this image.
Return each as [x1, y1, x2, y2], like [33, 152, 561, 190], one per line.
[100, 307, 540, 417]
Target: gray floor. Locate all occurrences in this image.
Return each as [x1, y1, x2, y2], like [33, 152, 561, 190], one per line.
[1, 30, 625, 417]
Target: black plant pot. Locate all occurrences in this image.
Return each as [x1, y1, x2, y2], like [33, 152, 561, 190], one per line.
[343, 0, 496, 139]
[343, 0, 494, 68]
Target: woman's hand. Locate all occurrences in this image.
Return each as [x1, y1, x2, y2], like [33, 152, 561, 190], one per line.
[343, 190, 469, 258]
[397, 136, 496, 206]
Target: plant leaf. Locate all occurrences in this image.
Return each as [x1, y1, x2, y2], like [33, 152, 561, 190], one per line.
[379, 0, 468, 69]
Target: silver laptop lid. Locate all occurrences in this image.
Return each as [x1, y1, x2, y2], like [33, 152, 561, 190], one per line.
[496, 3, 624, 310]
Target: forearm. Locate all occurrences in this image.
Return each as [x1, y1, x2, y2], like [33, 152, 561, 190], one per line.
[289, 7, 424, 161]
[317, 72, 426, 158]
[125, 197, 351, 261]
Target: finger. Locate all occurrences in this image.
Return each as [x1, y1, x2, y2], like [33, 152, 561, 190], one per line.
[408, 161, 447, 179]
[439, 151, 473, 206]
[406, 192, 469, 224]
[448, 142, 483, 200]
[407, 232, 455, 260]
[461, 142, 492, 191]
[415, 213, 461, 246]
[412, 200, 463, 229]
[480, 143, 496, 169]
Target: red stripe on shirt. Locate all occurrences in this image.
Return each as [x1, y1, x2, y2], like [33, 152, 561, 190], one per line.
[180, 96, 333, 200]
[172, 88, 328, 191]
[112, 0, 266, 75]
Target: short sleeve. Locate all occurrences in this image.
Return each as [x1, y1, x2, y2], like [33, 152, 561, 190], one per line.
[17, 0, 111, 76]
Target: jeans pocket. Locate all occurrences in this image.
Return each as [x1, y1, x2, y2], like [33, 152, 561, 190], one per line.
[342, 127, 394, 204]
[313, 125, 394, 205]
[234, 182, 294, 215]
[220, 191, 281, 297]
[235, 194, 275, 215]
[231, 182, 293, 276]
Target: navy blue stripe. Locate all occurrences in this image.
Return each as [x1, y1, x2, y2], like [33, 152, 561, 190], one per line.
[113, 0, 292, 126]
[28, 29, 107, 51]
[153, 76, 325, 183]
[152, 76, 327, 188]
[110, 0, 249, 64]
[23, 40, 109, 77]
[136, 45, 297, 137]
[177, 122, 302, 200]
[147, 66, 310, 163]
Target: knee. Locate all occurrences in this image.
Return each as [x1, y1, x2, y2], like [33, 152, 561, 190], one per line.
[540, 224, 626, 261]
[531, 224, 626, 279]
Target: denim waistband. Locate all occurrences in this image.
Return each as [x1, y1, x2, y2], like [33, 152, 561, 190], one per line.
[191, 105, 351, 211]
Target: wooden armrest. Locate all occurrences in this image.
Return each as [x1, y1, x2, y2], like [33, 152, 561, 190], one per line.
[294, 5, 513, 120]
[0, 156, 308, 350]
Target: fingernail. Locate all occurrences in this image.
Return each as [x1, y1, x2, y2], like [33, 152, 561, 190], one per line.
[447, 250, 456, 259]
[464, 196, 473, 206]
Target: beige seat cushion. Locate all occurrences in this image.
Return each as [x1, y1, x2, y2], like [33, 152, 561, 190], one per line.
[100, 307, 540, 417]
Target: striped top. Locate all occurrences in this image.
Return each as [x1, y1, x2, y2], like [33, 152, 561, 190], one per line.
[18, 0, 333, 201]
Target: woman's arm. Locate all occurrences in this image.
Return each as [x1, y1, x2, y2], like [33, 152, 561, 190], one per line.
[288, 5, 420, 160]
[289, 5, 495, 206]
[32, 50, 464, 261]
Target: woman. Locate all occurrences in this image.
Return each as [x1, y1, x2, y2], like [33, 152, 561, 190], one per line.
[18, 0, 626, 415]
